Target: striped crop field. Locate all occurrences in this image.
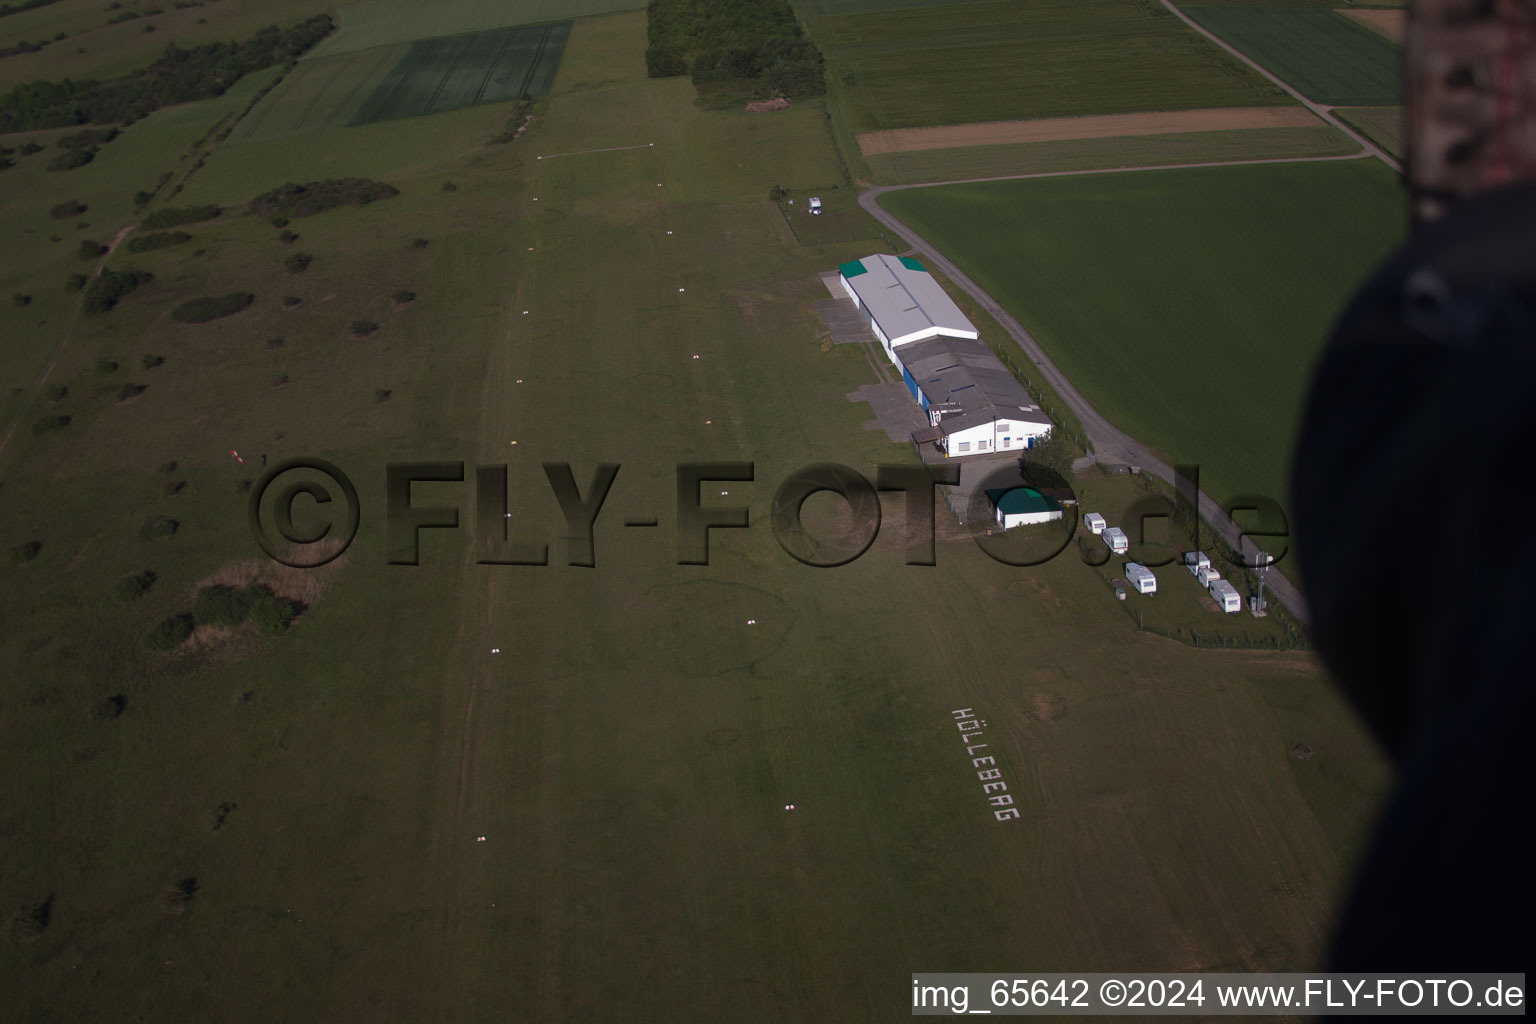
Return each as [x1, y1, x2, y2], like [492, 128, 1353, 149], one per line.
[230, 23, 571, 141]
[1183, 6, 1403, 106]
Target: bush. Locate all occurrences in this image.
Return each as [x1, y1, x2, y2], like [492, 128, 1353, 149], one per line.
[161, 479, 183, 496]
[116, 382, 146, 402]
[56, 128, 117, 150]
[49, 199, 86, 219]
[350, 319, 378, 337]
[145, 613, 193, 650]
[278, 229, 297, 243]
[133, 190, 154, 207]
[12, 292, 31, 307]
[125, 230, 190, 253]
[138, 515, 178, 540]
[248, 178, 400, 224]
[441, 181, 457, 193]
[142, 353, 165, 369]
[391, 289, 414, 304]
[272, 373, 288, 387]
[9, 540, 41, 564]
[19, 142, 43, 156]
[283, 251, 311, 274]
[139, 204, 220, 229]
[250, 589, 299, 633]
[374, 388, 391, 403]
[193, 583, 257, 626]
[78, 239, 106, 260]
[46, 384, 67, 401]
[280, 295, 300, 308]
[93, 357, 118, 375]
[95, 694, 127, 719]
[170, 291, 253, 323]
[46, 148, 95, 172]
[82, 268, 153, 316]
[265, 336, 285, 349]
[9, 896, 52, 943]
[64, 273, 88, 292]
[157, 460, 176, 473]
[32, 415, 69, 436]
[116, 569, 157, 600]
[410, 237, 429, 249]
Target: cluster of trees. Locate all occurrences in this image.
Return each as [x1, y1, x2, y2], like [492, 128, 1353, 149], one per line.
[148, 582, 299, 649]
[0, 30, 64, 59]
[247, 178, 399, 224]
[83, 267, 153, 315]
[0, 14, 334, 133]
[140, 203, 218, 228]
[0, 0, 63, 19]
[170, 291, 252, 323]
[645, 0, 825, 99]
[126, 230, 191, 253]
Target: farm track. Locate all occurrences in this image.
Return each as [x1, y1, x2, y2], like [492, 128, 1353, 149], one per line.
[859, 152, 1375, 626]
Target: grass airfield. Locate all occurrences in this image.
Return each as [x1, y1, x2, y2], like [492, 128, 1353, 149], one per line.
[0, 3, 1391, 1019]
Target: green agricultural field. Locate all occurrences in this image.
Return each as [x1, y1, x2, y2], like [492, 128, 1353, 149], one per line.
[865, 124, 1358, 185]
[234, 22, 573, 139]
[1, 7, 1391, 1020]
[1184, 6, 1403, 106]
[308, 0, 645, 59]
[808, 0, 1292, 133]
[1335, 105, 1404, 160]
[792, 0, 990, 16]
[880, 159, 1406, 511]
[0, 0, 328, 91]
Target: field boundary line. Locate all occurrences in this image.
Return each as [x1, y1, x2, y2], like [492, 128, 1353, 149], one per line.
[855, 151, 1364, 624]
[1161, 0, 1401, 173]
[535, 141, 654, 160]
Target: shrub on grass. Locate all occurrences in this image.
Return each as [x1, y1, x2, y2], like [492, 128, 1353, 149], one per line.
[50, 199, 86, 219]
[94, 694, 127, 719]
[12, 292, 31, 307]
[280, 295, 300, 308]
[278, 229, 297, 243]
[32, 415, 69, 436]
[283, 251, 311, 274]
[93, 357, 118, 375]
[139, 204, 220, 229]
[441, 181, 457, 192]
[116, 569, 157, 600]
[56, 128, 117, 150]
[193, 583, 257, 626]
[46, 149, 95, 172]
[125, 231, 190, 253]
[265, 336, 285, 349]
[82, 268, 153, 316]
[161, 479, 183, 496]
[207, 801, 237, 830]
[138, 515, 178, 540]
[250, 588, 299, 633]
[391, 289, 415, 305]
[410, 237, 429, 249]
[350, 320, 378, 337]
[46, 384, 67, 401]
[374, 388, 391, 403]
[142, 353, 165, 369]
[78, 239, 106, 260]
[272, 373, 288, 388]
[9, 896, 53, 943]
[133, 190, 154, 207]
[145, 613, 193, 650]
[162, 877, 198, 914]
[65, 273, 88, 292]
[248, 178, 399, 224]
[19, 142, 43, 156]
[157, 460, 176, 473]
[9, 540, 41, 564]
[116, 382, 146, 402]
[170, 292, 253, 323]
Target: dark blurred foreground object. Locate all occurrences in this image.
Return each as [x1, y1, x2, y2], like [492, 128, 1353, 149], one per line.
[1293, 186, 1536, 970]
[1406, 0, 1536, 224]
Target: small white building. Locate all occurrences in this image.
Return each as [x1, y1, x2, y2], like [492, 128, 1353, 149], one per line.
[1184, 551, 1211, 575]
[987, 487, 1064, 529]
[1209, 578, 1241, 613]
[1196, 565, 1222, 588]
[1083, 512, 1107, 534]
[1103, 526, 1128, 554]
[1125, 562, 1157, 594]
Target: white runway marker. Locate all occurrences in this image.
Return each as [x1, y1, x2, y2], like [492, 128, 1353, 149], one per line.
[522, 310, 529, 314]
[678, 287, 685, 292]
[510, 440, 518, 445]
[476, 836, 487, 842]
[747, 619, 756, 625]
[490, 648, 500, 654]
[666, 230, 672, 235]
[692, 354, 699, 359]
[515, 378, 523, 383]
